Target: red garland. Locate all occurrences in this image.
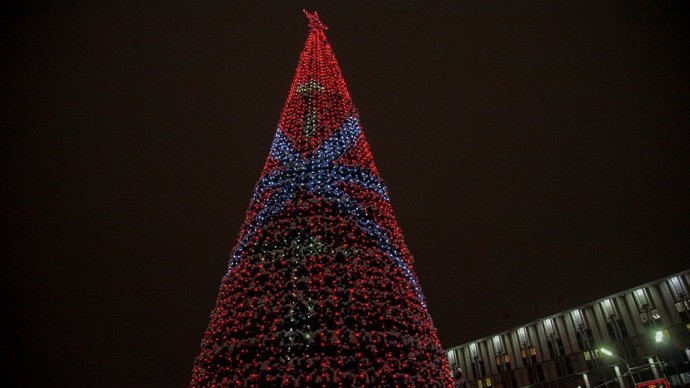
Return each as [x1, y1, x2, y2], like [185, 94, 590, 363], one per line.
[191, 11, 453, 387]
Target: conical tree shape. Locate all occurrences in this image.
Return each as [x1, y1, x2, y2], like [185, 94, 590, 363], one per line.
[191, 11, 453, 387]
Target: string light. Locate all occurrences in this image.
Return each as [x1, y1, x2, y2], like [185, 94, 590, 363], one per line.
[191, 10, 453, 387]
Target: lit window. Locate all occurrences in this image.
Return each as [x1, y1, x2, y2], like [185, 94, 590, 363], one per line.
[504, 354, 511, 364]
[601, 299, 616, 318]
[492, 336, 502, 351]
[651, 309, 661, 320]
[543, 318, 555, 335]
[668, 276, 687, 299]
[529, 346, 537, 356]
[521, 349, 527, 358]
[570, 309, 585, 328]
[634, 288, 650, 307]
[517, 327, 528, 344]
[486, 377, 492, 386]
[585, 350, 601, 360]
[478, 380, 483, 388]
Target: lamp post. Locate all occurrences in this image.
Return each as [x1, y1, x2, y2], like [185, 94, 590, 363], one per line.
[652, 330, 667, 380]
[601, 348, 636, 388]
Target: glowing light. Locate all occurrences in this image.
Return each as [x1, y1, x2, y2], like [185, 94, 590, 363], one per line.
[191, 10, 452, 386]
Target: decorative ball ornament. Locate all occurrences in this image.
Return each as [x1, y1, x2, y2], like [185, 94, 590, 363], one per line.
[191, 11, 453, 387]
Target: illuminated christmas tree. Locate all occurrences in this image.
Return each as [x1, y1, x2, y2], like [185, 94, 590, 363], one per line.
[191, 11, 453, 387]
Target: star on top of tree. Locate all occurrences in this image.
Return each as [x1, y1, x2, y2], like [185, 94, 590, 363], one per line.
[303, 10, 328, 30]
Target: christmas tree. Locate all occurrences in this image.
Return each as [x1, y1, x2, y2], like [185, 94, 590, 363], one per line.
[191, 11, 453, 387]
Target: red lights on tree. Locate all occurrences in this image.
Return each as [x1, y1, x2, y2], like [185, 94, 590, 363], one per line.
[190, 11, 453, 387]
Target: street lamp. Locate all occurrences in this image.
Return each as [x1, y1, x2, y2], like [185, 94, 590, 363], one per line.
[601, 347, 636, 387]
[653, 330, 667, 380]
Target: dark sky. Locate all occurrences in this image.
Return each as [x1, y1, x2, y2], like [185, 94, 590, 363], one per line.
[2, 1, 689, 386]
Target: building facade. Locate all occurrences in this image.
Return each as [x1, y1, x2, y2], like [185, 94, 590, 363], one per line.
[446, 270, 690, 387]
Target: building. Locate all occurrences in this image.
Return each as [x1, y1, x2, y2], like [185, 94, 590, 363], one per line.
[446, 270, 690, 387]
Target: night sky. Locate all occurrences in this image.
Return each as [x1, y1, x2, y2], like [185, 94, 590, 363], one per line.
[2, 2, 689, 386]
